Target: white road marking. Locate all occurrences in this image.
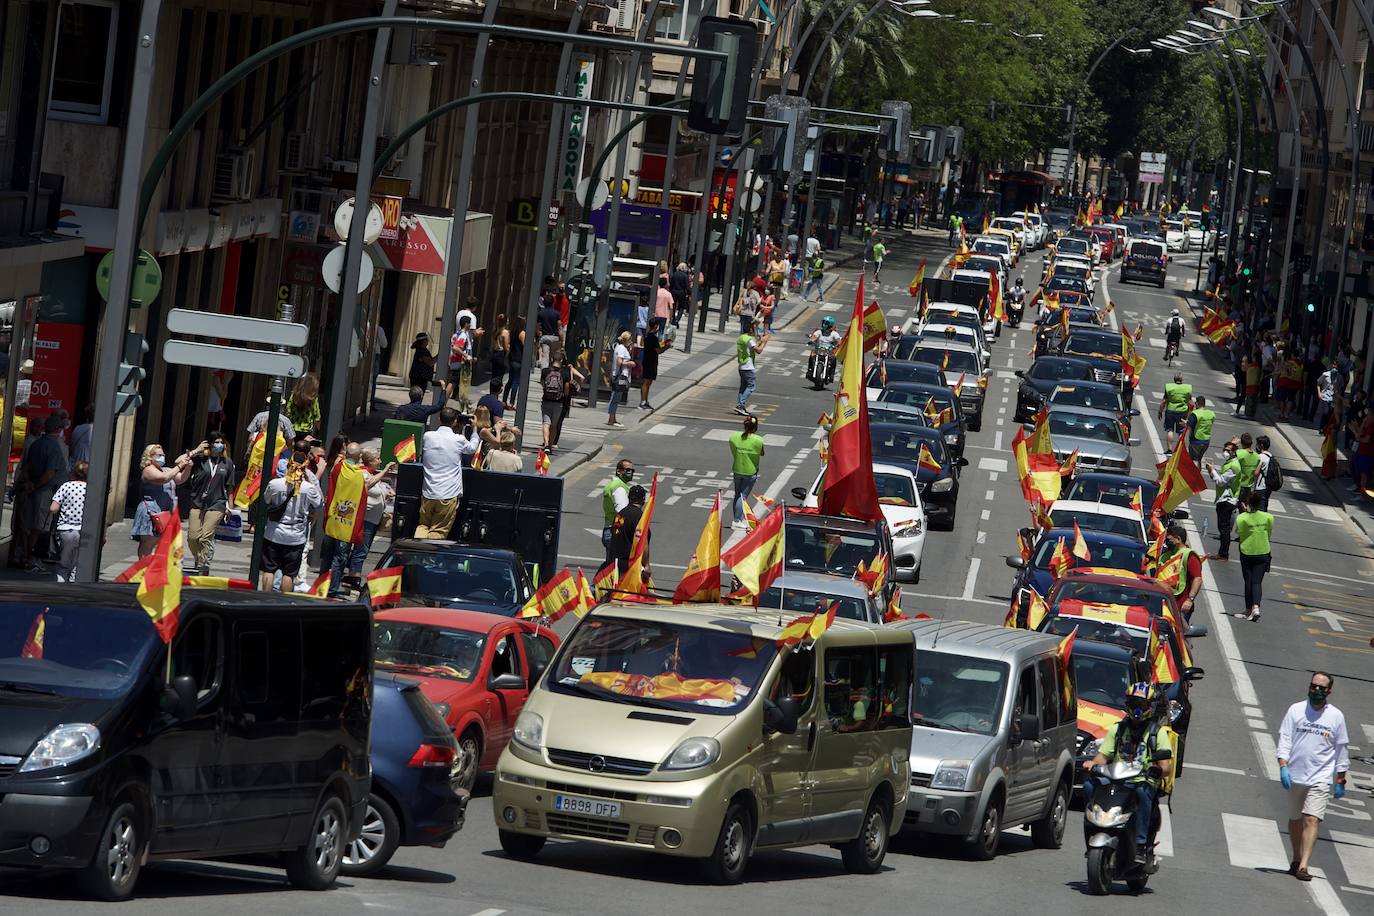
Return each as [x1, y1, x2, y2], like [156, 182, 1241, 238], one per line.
[1149, 337, 1167, 348]
[702, 429, 792, 446]
[1271, 566, 1374, 586]
[985, 489, 995, 501]
[994, 430, 1003, 451]
[988, 471, 999, 482]
[1266, 496, 1286, 513]
[962, 558, 982, 600]
[468, 909, 508, 916]
[1252, 727, 1282, 781]
[1221, 813, 1291, 871]
[1308, 875, 1354, 916]
[903, 591, 1005, 607]
[976, 531, 987, 544]
[1155, 806, 1175, 857]
[646, 423, 684, 436]
[1307, 503, 1343, 522]
[1247, 717, 1268, 730]
[1243, 706, 1264, 718]
[978, 457, 1008, 472]
[1185, 762, 1254, 777]
[981, 509, 991, 521]
[1330, 830, 1374, 889]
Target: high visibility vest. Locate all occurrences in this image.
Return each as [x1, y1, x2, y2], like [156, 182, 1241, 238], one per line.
[1215, 457, 1242, 502]
[1191, 407, 1216, 442]
[602, 477, 629, 527]
[1156, 546, 1193, 596]
[1235, 448, 1261, 488]
[1163, 383, 1192, 414]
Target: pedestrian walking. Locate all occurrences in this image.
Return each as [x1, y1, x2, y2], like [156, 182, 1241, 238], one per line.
[733, 280, 760, 334]
[805, 230, 821, 259]
[607, 331, 635, 429]
[489, 314, 509, 392]
[259, 439, 324, 593]
[653, 276, 673, 330]
[1234, 432, 1261, 502]
[609, 484, 649, 578]
[1253, 434, 1274, 511]
[19, 412, 70, 570]
[639, 318, 662, 409]
[1156, 523, 1203, 618]
[132, 442, 191, 559]
[541, 349, 570, 449]
[369, 321, 389, 412]
[728, 415, 766, 529]
[186, 432, 236, 575]
[1276, 350, 1302, 421]
[1243, 351, 1262, 418]
[735, 317, 768, 416]
[948, 213, 962, 247]
[1232, 492, 1273, 622]
[415, 407, 479, 539]
[503, 326, 526, 409]
[803, 251, 826, 302]
[766, 251, 788, 303]
[1315, 360, 1337, 431]
[1204, 440, 1241, 561]
[914, 191, 926, 229]
[1352, 407, 1374, 497]
[285, 372, 322, 439]
[484, 429, 523, 473]
[601, 459, 635, 561]
[1158, 372, 1192, 453]
[49, 461, 87, 582]
[1185, 395, 1215, 462]
[536, 294, 563, 369]
[871, 236, 886, 281]
[1276, 672, 1350, 882]
[346, 449, 394, 586]
[447, 314, 479, 410]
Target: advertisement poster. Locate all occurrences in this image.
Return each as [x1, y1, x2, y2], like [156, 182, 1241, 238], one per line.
[30, 321, 84, 423]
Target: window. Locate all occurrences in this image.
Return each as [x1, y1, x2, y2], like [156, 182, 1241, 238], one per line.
[1037, 657, 1063, 729]
[1011, 664, 1037, 738]
[770, 646, 816, 714]
[490, 633, 522, 680]
[172, 615, 222, 705]
[654, 0, 714, 40]
[877, 646, 912, 730]
[234, 622, 302, 725]
[823, 648, 878, 733]
[48, 1, 120, 124]
[301, 619, 369, 722]
[520, 632, 557, 687]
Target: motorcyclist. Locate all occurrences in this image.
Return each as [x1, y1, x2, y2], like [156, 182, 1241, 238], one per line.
[1081, 682, 1174, 864]
[1164, 308, 1185, 360]
[809, 316, 842, 353]
[1010, 276, 1027, 305]
[879, 323, 903, 359]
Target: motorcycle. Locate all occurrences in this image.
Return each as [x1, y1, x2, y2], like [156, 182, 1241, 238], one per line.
[1083, 760, 1162, 895]
[1008, 289, 1026, 327]
[807, 347, 836, 390]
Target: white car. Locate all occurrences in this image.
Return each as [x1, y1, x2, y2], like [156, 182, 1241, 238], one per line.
[971, 235, 1014, 273]
[1051, 235, 1093, 266]
[950, 268, 1004, 337]
[1164, 220, 1190, 253]
[1049, 260, 1095, 295]
[1179, 210, 1214, 248]
[805, 463, 927, 582]
[963, 254, 1008, 288]
[914, 322, 990, 369]
[991, 216, 1033, 252]
[1012, 211, 1048, 248]
[1047, 498, 1147, 544]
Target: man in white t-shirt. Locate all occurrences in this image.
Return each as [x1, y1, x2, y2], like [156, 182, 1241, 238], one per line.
[416, 407, 479, 539]
[1276, 671, 1349, 881]
[805, 233, 821, 258]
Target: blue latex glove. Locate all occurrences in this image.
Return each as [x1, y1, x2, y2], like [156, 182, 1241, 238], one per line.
[1280, 766, 1292, 789]
[1334, 781, 1346, 799]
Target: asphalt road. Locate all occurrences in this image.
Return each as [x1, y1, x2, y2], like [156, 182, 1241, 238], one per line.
[4, 233, 1372, 914]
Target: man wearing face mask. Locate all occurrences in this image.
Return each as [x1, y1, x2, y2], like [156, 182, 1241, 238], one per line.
[186, 432, 237, 575]
[1153, 524, 1202, 618]
[1276, 672, 1349, 882]
[601, 459, 635, 562]
[1203, 440, 1242, 561]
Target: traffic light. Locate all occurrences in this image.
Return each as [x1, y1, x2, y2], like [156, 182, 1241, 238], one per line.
[117, 332, 148, 417]
[592, 239, 611, 287]
[688, 18, 758, 137]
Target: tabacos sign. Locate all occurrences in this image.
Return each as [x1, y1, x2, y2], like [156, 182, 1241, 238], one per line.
[560, 61, 595, 195]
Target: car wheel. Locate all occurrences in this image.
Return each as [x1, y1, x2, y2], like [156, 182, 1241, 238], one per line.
[913, 564, 921, 584]
[701, 801, 753, 885]
[1030, 779, 1069, 849]
[499, 829, 546, 860]
[840, 796, 891, 874]
[965, 796, 1002, 860]
[342, 794, 400, 877]
[284, 795, 347, 890]
[454, 731, 481, 792]
[78, 800, 143, 901]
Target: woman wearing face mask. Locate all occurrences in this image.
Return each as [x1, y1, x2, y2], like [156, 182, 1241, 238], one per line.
[186, 432, 237, 575]
[131, 443, 193, 558]
[1233, 491, 1275, 622]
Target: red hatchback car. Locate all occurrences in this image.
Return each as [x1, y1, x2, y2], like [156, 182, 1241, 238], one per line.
[373, 608, 560, 791]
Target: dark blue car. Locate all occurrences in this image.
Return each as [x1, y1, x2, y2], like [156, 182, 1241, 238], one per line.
[1004, 527, 1147, 598]
[342, 674, 467, 876]
[869, 421, 965, 528]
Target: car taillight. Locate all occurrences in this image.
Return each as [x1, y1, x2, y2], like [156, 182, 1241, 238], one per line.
[409, 742, 457, 768]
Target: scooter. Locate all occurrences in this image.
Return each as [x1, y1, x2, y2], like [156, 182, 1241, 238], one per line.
[807, 347, 836, 390]
[1008, 290, 1026, 327]
[1083, 761, 1162, 895]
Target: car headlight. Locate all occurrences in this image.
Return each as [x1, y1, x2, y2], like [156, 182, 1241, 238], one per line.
[893, 519, 924, 539]
[943, 433, 959, 445]
[1086, 803, 1132, 828]
[1168, 699, 1183, 723]
[930, 759, 972, 790]
[931, 477, 954, 493]
[20, 723, 100, 772]
[662, 737, 721, 771]
[511, 710, 544, 751]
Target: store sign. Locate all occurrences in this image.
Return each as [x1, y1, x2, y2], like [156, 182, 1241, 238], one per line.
[370, 194, 403, 240]
[30, 322, 84, 422]
[560, 60, 595, 194]
[287, 210, 321, 243]
[375, 212, 451, 275]
[634, 187, 701, 213]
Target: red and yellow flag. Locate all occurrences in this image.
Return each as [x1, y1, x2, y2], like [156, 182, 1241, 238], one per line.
[114, 554, 153, 584]
[573, 567, 598, 618]
[324, 459, 367, 545]
[1321, 414, 1338, 478]
[1153, 436, 1207, 515]
[776, 613, 814, 648]
[988, 271, 1007, 323]
[182, 576, 254, 590]
[138, 511, 186, 643]
[908, 257, 928, 297]
[593, 562, 619, 599]
[1049, 538, 1073, 580]
[836, 301, 887, 358]
[673, 493, 723, 603]
[617, 474, 658, 595]
[857, 551, 889, 597]
[1154, 549, 1186, 593]
[1071, 520, 1092, 561]
[21, 609, 45, 659]
[366, 565, 405, 608]
[1059, 448, 1080, 478]
[1056, 626, 1078, 707]
[520, 567, 579, 621]
[233, 430, 287, 509]
[883, 587, 907, 622]
[817, 274, 882, 523]
[535, 448, 551, 476]
[807, 602, 838, 640]
[1130, 486, 1144, 516]
[307, 571, 333, 598]
[394, 434, 418, 464]
[1027, 405, 1054, 455]
[918, 442, 943, 475]
[721, 497, 786, 601]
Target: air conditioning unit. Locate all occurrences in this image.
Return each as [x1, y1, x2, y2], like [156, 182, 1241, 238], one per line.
[281, 131, 310, 171]
[212, 147, 256, 202]
[585, 1, 613, 26]
[613, 0, 637, 31]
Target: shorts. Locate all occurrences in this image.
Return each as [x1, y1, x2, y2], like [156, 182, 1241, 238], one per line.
[260, 538, 305, 575]
[1352, 453, 1374, 480]
[1289, 782, 1331, 820]
[1163, 410, 1185, 432]
[541, 403, 561, 427]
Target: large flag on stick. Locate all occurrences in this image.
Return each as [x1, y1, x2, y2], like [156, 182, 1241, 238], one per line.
[721, 501, 786, 602]
[818, 274, 882, 523]
[138, 511, 186, 643]
[908, 258, 928, 298]
[617, 474, 659, 595]
[1153, 435, 1207, 515]
[673, 493, 723, 603]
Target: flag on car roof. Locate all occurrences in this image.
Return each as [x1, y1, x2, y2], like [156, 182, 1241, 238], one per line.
[722, 497, 786, 602]
[807, 602, 838, 641]
[1056, 626, 1078, 707]
[908, 257, 927, 298]
[817, 274, 882, 523]
[592, 562, 619, 600]
[573, 568, 597, 618]
[1131, 487, 1144, 515]
[775, 613, 814, 648]
[857, 551, 889, 597]
[1048, 537, 1073, 580]
[1071, 520, 1092, 561]
[138, 511, 186, 644]
[918, 442, 943, 475]
[20, 609, 45, 659]
[673, 493, 722, 603]
[366, 565, 405, 608]
[883, 588, 907, 622]
[988, 271, 1006, 324]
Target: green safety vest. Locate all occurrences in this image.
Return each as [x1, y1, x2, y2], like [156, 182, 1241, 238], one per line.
[1235, 448, 1260, 488]
[1163, 382, 1193, 414]
[1191, 407, 1215, 442]
[602, 477, 629, 527]
[1160, 545, 1194, 596]
[809, 257, 825, 279]
[1215, 457, 1242, 502]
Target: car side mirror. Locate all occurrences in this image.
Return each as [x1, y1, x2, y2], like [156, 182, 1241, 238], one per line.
[791, 487, 807, 502]
[489, 673, 526, 691]
[1129, 408, 1140, 417]
[1171, 507, 1190, 521]
[1016, 713, 1041, 742]
[1005, 556, 1026, 570]
[1128, 438, 1141, 447]
[957, 456, 969, 467]
[764, 696, 801, 735]
[1183, 666, 1206, 681]
[1014, 369, 1025, 378]
[1185, 620, 1209, 637]
[164, 674, 198, 720]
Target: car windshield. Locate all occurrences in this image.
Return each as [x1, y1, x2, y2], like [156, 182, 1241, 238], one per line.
[880, 386, 954, 414]
[1033, 536, 1145, 573]
[785, 523, 883, 576]
[871, 426, 948, 468]
[1053, 580, 1168, 616]
[550, 617, 775, 714]
[1057, 239, 1089, 255]
[1066, 477, 1159, 510]
[867, 361, 939, 388]
[874, 471, 918, 506]
[1049, 385, 1123, 413]
[923, 309, 979, 329]
[914, 650, 1008, 735]
[373, 620, 483, 681]
[966, 257, 1002, 274]
[1053, 266, 1090, 282]
[391, 550, 520, 605]
[867, 406, 929, 428]
[1030, 360, 1088, 381]
[1131, 243, 1165, 259]
[909, 347, 980, 375]
[759, 587, 870, 622]
[1064, 333, 1120, 358]
[1166, 221, 1185, 231]
[1047, 410, 1125, 444]
[1073, 653, 1134, 709]
[1049, 509, 1142, 541]
[0, 604, 158, 699]
[973, 240, 1007, 255]
[1045, 277, 1086, 294]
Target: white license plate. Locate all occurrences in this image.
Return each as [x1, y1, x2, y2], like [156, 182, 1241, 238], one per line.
[553, 794, 621, 819]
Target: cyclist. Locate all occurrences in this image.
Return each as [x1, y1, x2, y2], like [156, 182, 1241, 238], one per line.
[1164, 308, 1186, 362]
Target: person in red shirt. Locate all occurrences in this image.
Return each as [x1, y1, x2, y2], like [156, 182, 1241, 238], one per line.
[1353, 410, 1374, 496]
[553, 280, 571, 331]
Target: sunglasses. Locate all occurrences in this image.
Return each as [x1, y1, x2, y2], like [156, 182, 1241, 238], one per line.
[1309, 684, 1329, 691]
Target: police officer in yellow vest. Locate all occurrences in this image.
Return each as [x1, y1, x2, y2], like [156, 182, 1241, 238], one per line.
[1186, 394, 1216, 462]
[1156, 523, 1203, 618]
[601, 459, 635, 561]
[1204, 439, 1242, 560]
[1158, 372, 1193, 451]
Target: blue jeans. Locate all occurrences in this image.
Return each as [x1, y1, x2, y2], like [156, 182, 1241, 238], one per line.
[602, 525, 614, 562]
[1082, 777, 1156, 848]
[346, 521, 380, 576]
[608, 383, 627, 419]
[326, 536, 350, 597]
[804, 277, 824, 301]
[737, 368, 756, 409]
[733, 473, 758, 524]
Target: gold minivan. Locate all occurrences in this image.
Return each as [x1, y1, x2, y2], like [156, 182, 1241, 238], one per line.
[491, 601, 914, 883]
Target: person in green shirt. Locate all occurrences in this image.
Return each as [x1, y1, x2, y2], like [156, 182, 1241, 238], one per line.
[871, 237, 887, 281]
[1082, 682, 1174, 863]
[1234, 431, 1261, 500]
[601, 459, 635, 561]
[1203, 439, 1242, 560]
[735, 317, 768, 415]
[1234, 492, 1274, 622]
[1158, 372, 1193, 452]
[728, 415, 766, 529]
[1186, 394, 1216, 462]
[804, 252, 827, 302]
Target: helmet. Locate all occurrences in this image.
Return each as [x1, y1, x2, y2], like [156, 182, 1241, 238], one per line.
[1015, 277, 1024, 287]
[1124, 682, 1155, 722]
[821, 317, 835, 331]
[1171, 308, 1180, 316]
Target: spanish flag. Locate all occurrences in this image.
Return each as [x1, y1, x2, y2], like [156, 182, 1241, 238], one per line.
[1003, 586, 1048, 629]
[908, 257, 928, 298]
[574, 567, 598, 618]
[519, 567, 575, 620]
[617, 473, 658, 595]
[722, 496, 786, 602]
[1071, 520, 1092, 561]
[114, 554, 153, 583]
[807, 602, 838, 640]
[1130, 486, 1144, 515]
[988, 271, 1007, 323]
[1059, 448, 1080, 477]
[673, 493, 722, 603]
[182, 576, 254, 590]
[535, 448, 551, 476]
[918, 442, 943, 475]
[324, 459, 367, 544]
[593, 562, 619, 599]
[857, 551, 889, 597]
[1152, 436, 1207, 515]
[775, 612, 814, 648]
[233, 430, 287, 509]
[836, 301, 886, 359]
[1056, 626, 1077, 707]
[1320, 413, 1338, 478]
[138, 511, 186, 644]
[817, 274, 882, 523]
[366, 565, 404, 608]
[1048, 537, 1073, 580]
[883, 588, 907, 622]
[307, 571, 332, 598]
[21, 609, 45, 659]
[394, 434, 418, 464]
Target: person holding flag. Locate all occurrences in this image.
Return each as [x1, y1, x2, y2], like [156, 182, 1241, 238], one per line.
[259, 438, 324, 594]
[608, 484, 651, 584]
[1154, 524, 1202, 619]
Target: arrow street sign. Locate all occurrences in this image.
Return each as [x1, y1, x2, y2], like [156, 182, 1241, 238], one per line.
[166, 309, 309, 348]
[1301, 610, 1354, 633]
[163, 340, 306, 378]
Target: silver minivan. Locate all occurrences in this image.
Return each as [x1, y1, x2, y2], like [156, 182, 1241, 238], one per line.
[890, 619, 1076, 860]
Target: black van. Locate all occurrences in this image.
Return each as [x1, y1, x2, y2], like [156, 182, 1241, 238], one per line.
[0, 584, 372, 900]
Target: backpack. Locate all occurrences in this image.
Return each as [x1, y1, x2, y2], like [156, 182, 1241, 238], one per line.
[1264, 453, 1283, 491]
[542, 368, 566, 402]
[1116, 720, 1177, 796]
